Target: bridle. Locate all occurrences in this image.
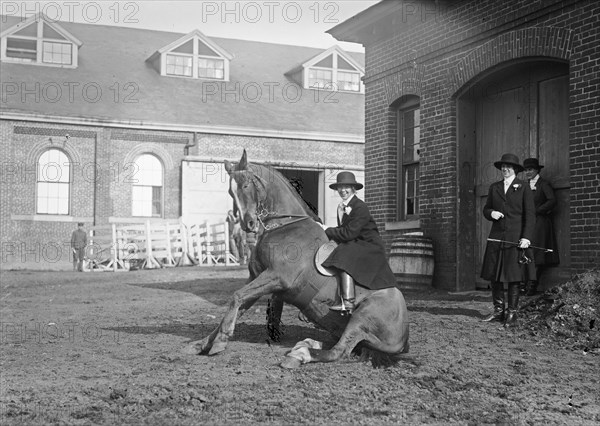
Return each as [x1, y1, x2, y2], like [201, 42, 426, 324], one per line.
[234, 171, 311, 232]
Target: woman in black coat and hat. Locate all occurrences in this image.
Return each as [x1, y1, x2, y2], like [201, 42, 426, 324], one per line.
[480, 153, 535, 327]
[521, 158, 560, 295]
[320, 171, 396, 313]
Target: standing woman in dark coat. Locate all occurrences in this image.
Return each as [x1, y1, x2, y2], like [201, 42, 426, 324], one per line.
[522, 158, 560, 295]
[320, 172, 396, 313]
[481, 153, 535, 327]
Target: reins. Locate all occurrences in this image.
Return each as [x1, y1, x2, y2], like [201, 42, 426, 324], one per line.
[251, 172, 312, 232]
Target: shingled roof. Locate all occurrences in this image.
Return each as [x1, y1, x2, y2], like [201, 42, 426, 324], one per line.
[0, 16, 365, 139]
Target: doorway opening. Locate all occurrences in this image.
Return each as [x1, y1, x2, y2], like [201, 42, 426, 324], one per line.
[456, 59, 570, 291]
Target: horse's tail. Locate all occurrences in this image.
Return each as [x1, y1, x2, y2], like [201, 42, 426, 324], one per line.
[357, 344, 420, 369]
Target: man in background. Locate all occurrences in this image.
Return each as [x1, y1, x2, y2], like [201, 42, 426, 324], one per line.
[71, 222, 87, 272]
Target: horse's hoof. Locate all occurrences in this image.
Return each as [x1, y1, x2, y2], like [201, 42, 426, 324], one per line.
[280, 356, 302, 369]
[208, 341, 228, 356]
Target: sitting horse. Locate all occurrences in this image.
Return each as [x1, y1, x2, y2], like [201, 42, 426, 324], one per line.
[185, 151, 409, 367]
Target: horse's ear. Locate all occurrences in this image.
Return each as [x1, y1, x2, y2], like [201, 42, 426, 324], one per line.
[238, 149, 248, 171]
[224, 160, 234, 175]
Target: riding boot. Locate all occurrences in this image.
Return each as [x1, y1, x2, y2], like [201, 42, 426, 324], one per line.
[482, 281, 504, 322]
[525, 280, 538, 296]
[504, 282, 520, 327]
[329, 272, 356, 313]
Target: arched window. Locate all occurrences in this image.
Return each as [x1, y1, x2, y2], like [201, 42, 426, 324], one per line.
[394, 96, 421, 221]
[132, 154, 163, 217]
[37, 149, 71, 215]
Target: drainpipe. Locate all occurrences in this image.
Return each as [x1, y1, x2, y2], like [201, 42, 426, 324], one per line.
[184, 132, 198, 156]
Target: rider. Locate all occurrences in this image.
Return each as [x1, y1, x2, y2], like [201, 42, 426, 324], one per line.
[319, 172, 397, 313]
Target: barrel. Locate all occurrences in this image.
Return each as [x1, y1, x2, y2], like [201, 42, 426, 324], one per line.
[389, 234, 434, 289]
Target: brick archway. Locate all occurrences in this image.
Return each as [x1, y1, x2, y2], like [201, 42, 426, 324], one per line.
[447, 27, 573, 97]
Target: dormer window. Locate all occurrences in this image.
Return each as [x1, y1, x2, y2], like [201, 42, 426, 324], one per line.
[307, 52, 362, 92]
[1, 14, 81, 67]
[286, 46, 364, 93]
[148, 30, 232, 81]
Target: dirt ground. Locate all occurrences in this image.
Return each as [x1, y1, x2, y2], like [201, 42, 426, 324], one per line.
[1, 266, 599, 425]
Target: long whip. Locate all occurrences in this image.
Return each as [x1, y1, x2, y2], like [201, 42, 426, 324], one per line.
[486, 238, 554, 252]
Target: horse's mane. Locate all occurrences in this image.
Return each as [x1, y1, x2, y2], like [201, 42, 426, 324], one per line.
[248, 163, 322, 222]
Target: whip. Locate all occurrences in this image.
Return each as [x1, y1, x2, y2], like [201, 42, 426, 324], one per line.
[487, 238, 554, 252]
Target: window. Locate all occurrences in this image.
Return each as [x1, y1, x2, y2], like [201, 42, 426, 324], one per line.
[160, 36, 228, 80]
[6, 37, 37, 62]
[132, 154, 163, 217]
[306, 50, 362, 92]
[2, 18, 79, 67]
[166, 54, 192, 77]
[37, 149, 70, 215]
[308, 69, 332, 89]
[198, 57, 224, 79]
[42, 41, 72, 65]
[396, 97, 421, 220]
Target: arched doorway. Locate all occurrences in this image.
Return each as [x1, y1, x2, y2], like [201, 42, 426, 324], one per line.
[456, 59, 570, 291]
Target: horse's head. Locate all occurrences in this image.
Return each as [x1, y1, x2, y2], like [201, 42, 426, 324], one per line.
[225, 150, 266, 232]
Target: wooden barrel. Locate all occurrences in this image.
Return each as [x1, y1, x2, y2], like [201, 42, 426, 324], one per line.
[389, 235, 434, 289]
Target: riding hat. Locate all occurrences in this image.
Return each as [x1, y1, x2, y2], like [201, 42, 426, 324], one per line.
[494, 153, 524, 173]
[523, 158, 544, 170]
[329, 171, 363, 190]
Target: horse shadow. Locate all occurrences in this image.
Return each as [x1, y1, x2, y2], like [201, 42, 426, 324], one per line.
[104, 322, 335, 349]
[126, 278, 253, 307]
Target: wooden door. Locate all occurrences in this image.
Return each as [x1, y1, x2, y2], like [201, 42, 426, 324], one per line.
[459, 60, 570, 290]
[474, 83, 529, 286]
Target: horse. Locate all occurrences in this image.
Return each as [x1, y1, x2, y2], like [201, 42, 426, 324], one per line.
[184, 150, 409, 367]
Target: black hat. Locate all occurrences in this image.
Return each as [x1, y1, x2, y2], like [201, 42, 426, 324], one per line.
[494, 153, 524, 173]
[523, 158, 544, 170]
[329, 171, 363, 190]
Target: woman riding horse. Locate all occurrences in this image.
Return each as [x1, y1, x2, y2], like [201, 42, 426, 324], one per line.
[320, 172, 397, 313]
[185, 151, 409, 367]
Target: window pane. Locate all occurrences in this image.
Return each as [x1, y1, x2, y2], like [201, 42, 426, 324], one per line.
[37, 150, 70, 214]
[308, 68, 333, 89]
[6, 37, 37, 61]
[42, 42, 72, 65]
[132, 155, 163, 217]
[198, 57, 224, 80]
[166, 54, 192, 76]
[337, 71, 360, 92]
[396, 103, 421, 220]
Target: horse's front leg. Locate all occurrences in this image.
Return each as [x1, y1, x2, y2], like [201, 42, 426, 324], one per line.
[185, 270, 283, 356]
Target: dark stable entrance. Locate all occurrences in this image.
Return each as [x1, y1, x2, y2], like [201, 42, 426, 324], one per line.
[276, 168, 320, 216]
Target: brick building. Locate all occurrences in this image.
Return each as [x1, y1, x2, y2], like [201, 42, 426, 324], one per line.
[329, 0, 599, 291]
[0, 14, 366, 270]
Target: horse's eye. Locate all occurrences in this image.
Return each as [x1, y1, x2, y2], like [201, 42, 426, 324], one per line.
[242, 183, 250, 190]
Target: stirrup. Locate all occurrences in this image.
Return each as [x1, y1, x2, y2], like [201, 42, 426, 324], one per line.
[329, 299, 355, 314]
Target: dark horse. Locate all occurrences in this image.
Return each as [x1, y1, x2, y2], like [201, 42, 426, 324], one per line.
[185, 151, 409, 367]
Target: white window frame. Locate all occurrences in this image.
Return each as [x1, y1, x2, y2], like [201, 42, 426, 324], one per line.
[160, 36, 228, 81]
[1, 18, 79, 68]
[131, 154, 164, 218]
[36, 148, 71, 215]
[305, 51, 363, 93]
[396, 97, 421, 221]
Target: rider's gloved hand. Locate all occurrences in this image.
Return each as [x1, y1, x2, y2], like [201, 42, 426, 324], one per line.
[491, 211, 504, 220]
[318, 222, 329, 230]
[518, 238, 530, 249]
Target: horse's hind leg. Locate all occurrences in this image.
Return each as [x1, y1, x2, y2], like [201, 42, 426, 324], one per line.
[185, 270, 283, 356]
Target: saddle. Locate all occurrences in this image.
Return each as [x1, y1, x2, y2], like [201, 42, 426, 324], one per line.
[314, 241, 338, 276]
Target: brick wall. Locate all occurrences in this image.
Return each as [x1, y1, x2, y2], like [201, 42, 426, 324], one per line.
[1, 120, 364, 270]
[361, 0, 600, 289]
